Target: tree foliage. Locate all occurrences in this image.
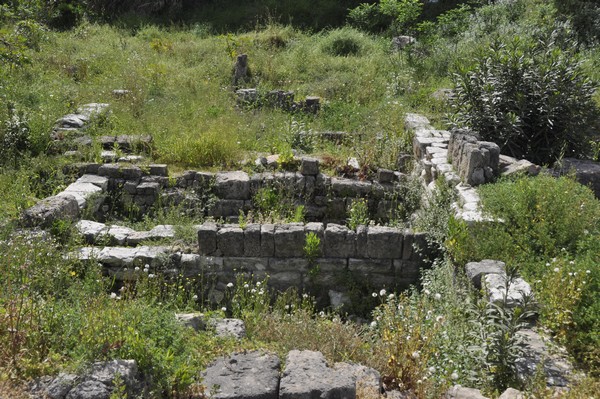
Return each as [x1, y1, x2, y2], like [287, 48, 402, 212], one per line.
[451, 34, 599, 165]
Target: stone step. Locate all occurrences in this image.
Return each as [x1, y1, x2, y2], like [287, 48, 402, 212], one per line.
[76, 220, 177, 246]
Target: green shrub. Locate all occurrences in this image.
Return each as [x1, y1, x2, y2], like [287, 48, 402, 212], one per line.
[347, 198, 370, 230]
[348, 0, 423, 35]
[451, 34, 599, 165]
[320, 28, 374, 57]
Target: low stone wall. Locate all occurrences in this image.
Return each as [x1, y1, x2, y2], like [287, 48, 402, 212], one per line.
[62, 158, 411, 224]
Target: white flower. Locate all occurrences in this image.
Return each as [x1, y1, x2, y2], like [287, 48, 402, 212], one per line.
[435, 315, 444, 323]
[251, 289, 257, 294]
[144, 264, 150, 269]
[256, 282, 261, 287]
[148, 274, 155, 278]
[259, 289, 264, 295]
[123, 267, 128, 271]
[285, 305, 290, 310]
[192, 295, 198, 300]
[424, 289, 431, 296]
[319, 311, 325, 318]
[134, 266, 140, 271]
[110, 292, 117, 299]
[586, 270, 591, 274]
[372, 292, 378, 297]
[221, 307, 227, 312]
[569, 260, 575, 265]
[434, 293, 441, 300]
[370, 321, 377, 328]
[411, 351, 420, 359]
[227, 282, 234, 288]
[428, 366, 436, 373]
[302, 294, 309, 299]
[144, 269, 149, 273]
[545, 262, 550, 267]
[554, 267, 560, 272]
[119, 286, 125, 291]
[244, 284, 249, 289]
[451, 371, 459, 380]
[388, 293, 395, 300]
[379, 289, 387, 296]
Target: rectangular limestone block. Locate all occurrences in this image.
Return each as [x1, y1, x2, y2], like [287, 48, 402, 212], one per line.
[215, 171, 250, 200]
[260, 224, 276, 257]
[324, 224, 356, 258]
[244, 224, 261, 257]
[223, 257, 268, 273]
[314, 258, 348, 273]
[217, 225, 244, 257]
[367, 226, 403, 259]
[274, 224, 305, 257]
[348, 258, 393, 274]
[268, 258, 309, 272]
[304, 222, 324, 241]
[402, 230, 414, 260]
[198, 223, 218, 256]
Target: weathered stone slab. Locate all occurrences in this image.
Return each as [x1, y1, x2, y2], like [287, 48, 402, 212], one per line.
[216, 171, 250, 200]
[244, 224, 261, 257]
[465, 259, 505, 289]
[198, 223, 218, 256]
[280, 350, 355, 399]
[76, 220, 107, 242]
[273, 224, 305, 257]
[348, 258, 393, 274]
[367, 226, 403, 259]
[515, 328, 573, 387]
[22, 194, 80, 228]
[445, 385, 489, 399]
[202, 351, 280, 399]
[77, 174, 109, 190]
[260, 224, 276, 257]
[324, 224, 355, 258]
[217, 226, 245, 257]
[483, 273, 533, 307]
[208, 318, 247, 340]
[300, 157, 320, 176]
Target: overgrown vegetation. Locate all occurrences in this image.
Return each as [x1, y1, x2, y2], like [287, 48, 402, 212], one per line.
[1, 0, 600, 397]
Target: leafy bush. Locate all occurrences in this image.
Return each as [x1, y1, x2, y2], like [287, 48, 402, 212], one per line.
[451, 34, 599, 165]
[347, 198, 370, 230]
[1, 104, 30, 167]
[348, 0, 423, 35]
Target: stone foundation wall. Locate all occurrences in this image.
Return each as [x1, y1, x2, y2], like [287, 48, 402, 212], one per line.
[448, 129, 500, 186]
[65, 158, 412, 224]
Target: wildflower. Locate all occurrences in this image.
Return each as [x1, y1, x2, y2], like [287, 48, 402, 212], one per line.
[319, 311, 325, 318]
[144, 264, 150, 269]
[428, 366, 436, 373]
[302, 293, 309, 299]
[221, 307, 227, 312]
[569, 260, 575, 265]
[110, 293, 117, 299]
[370, 321, 377, 328]
[144, 269, 149, 273]
[545, 262, 550, 267]
[388, 293, 395, 300]
[148, 274, 155, 278]
[451, 371, 459, 380]
[424, 289, 431, 296]
[379, 289, 387, 296]
[372, 292, 378, 297]
[416, 380, 422, 385]
[123, 268, 128, 271]
[251, 289, 257, 294]
[134, 266, 140, 271]
[554, 267, 560, 272]
[119, 286, 125, 291]
[192, 295, 198, 300]
[411, 351, 420, 359]
[227, 282, 234, 288]
[586, 270, 591, 274]
[434, 293, 441, 300]
[285, 305, 290, 310]
[244, 284, 249, 289]
[436, 315, 444, 323]
[256, 282, 261, 287]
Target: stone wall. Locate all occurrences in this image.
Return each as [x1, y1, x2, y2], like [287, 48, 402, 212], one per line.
[64, 158, 412, 224]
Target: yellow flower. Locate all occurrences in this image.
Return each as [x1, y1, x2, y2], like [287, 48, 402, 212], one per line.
[70, 271, 76, 277]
